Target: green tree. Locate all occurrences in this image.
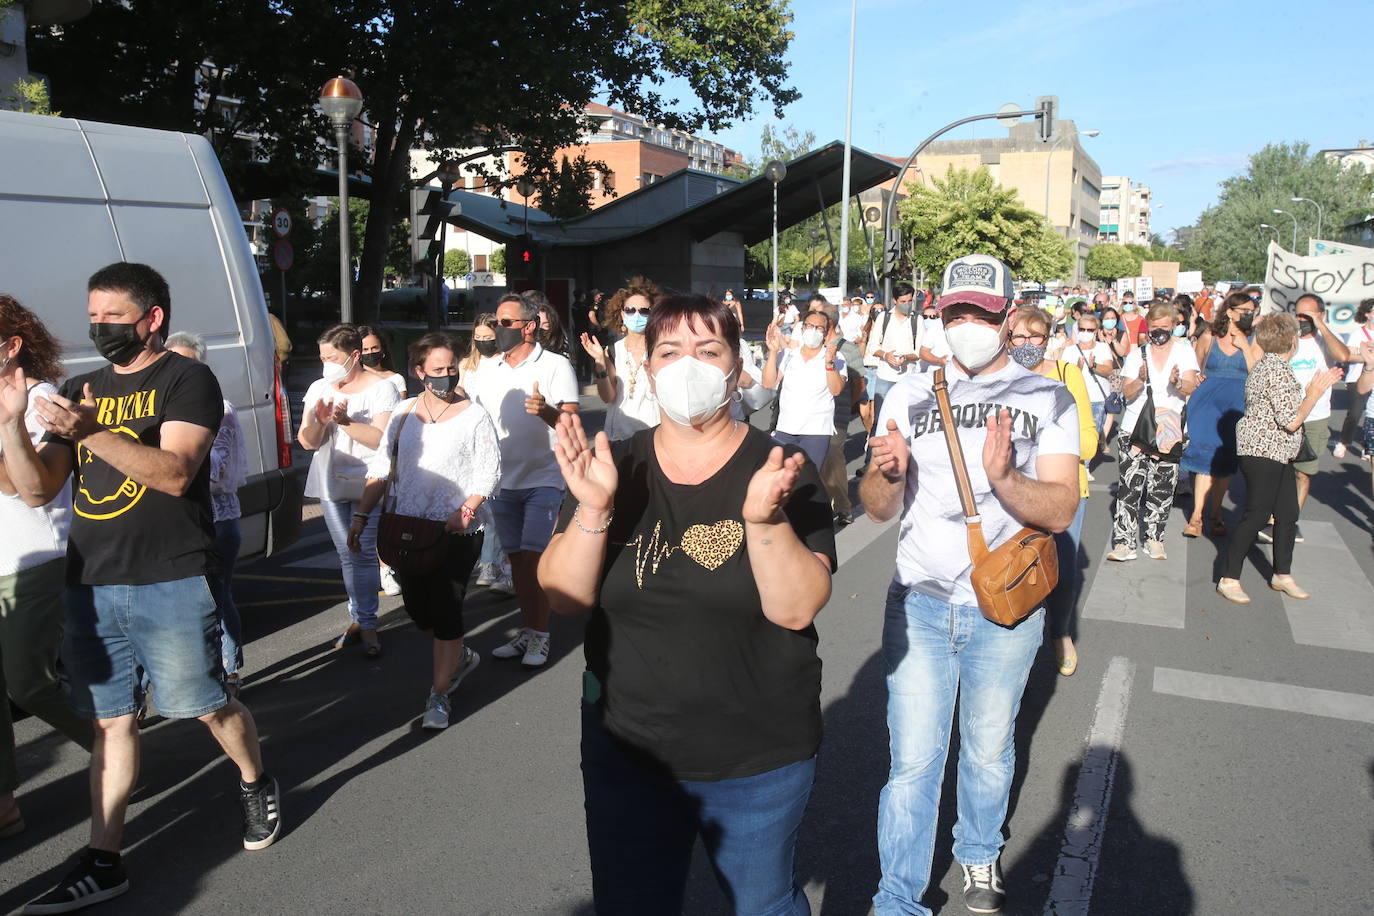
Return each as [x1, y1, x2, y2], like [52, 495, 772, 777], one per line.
[897, 165, 1073, 285]
[490, 247, 506, 275]
[3, 76, 59, 115]
[1084, 243, 1144, 282]
[1178, 142, 1373, 282]
[443, 248, 471, 280]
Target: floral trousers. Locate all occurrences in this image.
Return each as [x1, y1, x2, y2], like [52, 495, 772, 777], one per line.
[1112, 432, 1179, 547]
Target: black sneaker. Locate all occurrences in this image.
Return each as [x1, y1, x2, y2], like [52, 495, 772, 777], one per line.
[834, 511, 853, 527]
[240, 775, 282, 850]
[960, 860, 1005, 914]
[1256, 525, 1274, 544]
[25, 849, 130, 914]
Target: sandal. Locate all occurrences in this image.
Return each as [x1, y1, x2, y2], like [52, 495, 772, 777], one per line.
[1182, 521, 1202, 538]
[333, 622, 361, 650]
[361, 632, 382, 659]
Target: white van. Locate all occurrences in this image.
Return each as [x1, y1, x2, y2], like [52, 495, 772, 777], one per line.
[0, 109, 303, 557]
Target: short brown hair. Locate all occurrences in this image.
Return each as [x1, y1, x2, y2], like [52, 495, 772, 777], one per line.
[318, 323, 362, 354]
[1254, 312, 1298, 354]
[408, 331, 458, 369]
[645, 294, 741, 359]
[0, 293, 64, 383]
[1015, 307, 1053, 337]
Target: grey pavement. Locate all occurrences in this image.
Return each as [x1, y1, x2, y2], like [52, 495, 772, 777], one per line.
[5, 396, 1374, 915]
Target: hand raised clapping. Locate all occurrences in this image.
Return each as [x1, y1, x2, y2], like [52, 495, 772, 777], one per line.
[868, 418, 910, 482]
[743, 445, 806, 524]
[552, 412, 618, 513]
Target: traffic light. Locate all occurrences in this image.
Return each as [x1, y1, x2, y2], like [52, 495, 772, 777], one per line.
[511, 233, 536, 276]
[410, 189, 456, 261]
[1036, 95, 1058, 143]
[881, 227, 902, 278]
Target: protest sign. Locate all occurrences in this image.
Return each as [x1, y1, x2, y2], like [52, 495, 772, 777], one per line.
[1308, 238, 1374, 258]
[1177, 271, 1204, 293]
[1262, 241, 1371, 333]
[1141, 261, 1180, 291]
[1214, 281, 1232, 297]
[1135, 276, 1154, 301]
[1116, 278, 1132, 297]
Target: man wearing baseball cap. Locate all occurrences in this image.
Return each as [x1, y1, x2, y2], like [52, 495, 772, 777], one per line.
[861, 253, 1081, 915]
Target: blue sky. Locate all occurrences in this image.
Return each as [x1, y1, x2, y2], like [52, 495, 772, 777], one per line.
[699, 0, 1373, 238]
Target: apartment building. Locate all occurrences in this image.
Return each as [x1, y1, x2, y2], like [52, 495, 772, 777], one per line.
[1099, 177, 1152, 246]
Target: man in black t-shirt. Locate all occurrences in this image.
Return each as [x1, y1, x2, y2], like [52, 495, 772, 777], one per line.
[0, 263, 281, 914]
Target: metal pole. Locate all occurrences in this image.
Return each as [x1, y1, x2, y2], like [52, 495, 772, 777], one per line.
[1043, 133, 1068, 232]
[772, 181, 780, 317]
[432, 209, 448, 330]
[836, 0, 857, 301]
[335, 123, 353, 324]
[881, 108, 1042, 307]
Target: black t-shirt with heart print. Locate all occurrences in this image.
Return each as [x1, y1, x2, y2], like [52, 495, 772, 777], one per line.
[556, 425, 836, 781]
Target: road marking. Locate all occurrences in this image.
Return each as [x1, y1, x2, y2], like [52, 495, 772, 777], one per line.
[1279, 520, 1374, 654]
[1043, 656, 1136, 916]
[835, 511, 898, 567]
[1153, 667, 1374, 724]
[1080, 524, 1188, 629]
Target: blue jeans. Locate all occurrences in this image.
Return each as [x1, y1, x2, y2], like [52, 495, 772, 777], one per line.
[478, 519, 505, 567]
[492, 486, 563, 554]
[582, 702, 814, 915]
[874, 584, 1044, 916]
[64, 576, 228, 720]
[771, 430, 831, 470]
[1046, 497, 1087, 640]
[320, 498, 381, 630]
[213, 518, 244, 674]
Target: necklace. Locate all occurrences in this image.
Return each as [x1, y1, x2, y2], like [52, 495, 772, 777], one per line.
[656, 420, 740, 483]
[624, 340, 646, 397]
[420, 393, 457, 424]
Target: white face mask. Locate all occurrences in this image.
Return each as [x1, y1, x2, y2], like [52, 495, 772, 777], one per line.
[800, 327, 825, 349]
[652, 355, 733, 427]
[944, 314, 1007, 371]
[1077, 330, 1096, 344]
[322, 356, 354, 384]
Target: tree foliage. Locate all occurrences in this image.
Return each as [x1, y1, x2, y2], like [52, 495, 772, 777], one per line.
[1084, 243, 1143, 282]
[1177, 142, 1373, 282]
[442, 248, 471, 280]
[898, 165, 1073, 285]
[489, 246, 506, 276]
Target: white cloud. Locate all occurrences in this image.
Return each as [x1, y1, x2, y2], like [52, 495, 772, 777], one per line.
[1145, 154, 1249, 173]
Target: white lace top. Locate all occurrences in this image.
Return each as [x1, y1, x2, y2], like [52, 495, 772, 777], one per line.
[210, 400, 248, 522]
[604, 338, 659, 440]
[367, 399, 502, 528]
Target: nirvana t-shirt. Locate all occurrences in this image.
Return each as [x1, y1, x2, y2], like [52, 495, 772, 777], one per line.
[560, 426, 836, 781]
[46, 352, 221, 585]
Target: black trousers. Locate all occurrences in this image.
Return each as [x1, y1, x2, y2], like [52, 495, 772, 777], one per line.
[395, 531, 483, 641]
[1339, 383, 1370, 446]
[1225, 456, 1297, 579]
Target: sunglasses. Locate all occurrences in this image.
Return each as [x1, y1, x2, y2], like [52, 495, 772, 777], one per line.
[922, 312, 939, 320]
[622, 306, 651, 317]
[497, 318, 529, 328]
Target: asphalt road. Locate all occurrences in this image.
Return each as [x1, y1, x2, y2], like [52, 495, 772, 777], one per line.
[5, 394, 1374, 915]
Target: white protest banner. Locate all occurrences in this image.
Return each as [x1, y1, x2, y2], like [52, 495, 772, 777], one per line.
[1116, 278, 1132, 297]
[1308, 238, 1374, 258]
[1214, 281, 1232, 298]
[1262, 240, 1371, 333]
[1177, 271, 1204, 293]
[1134, 276, 1154, 301]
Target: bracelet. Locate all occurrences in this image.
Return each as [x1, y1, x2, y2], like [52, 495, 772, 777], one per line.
[572, 505, 614, 534]
[460, 505, 477, 519]
[825, 363, 836, 370]
[351, 512, 368, 523]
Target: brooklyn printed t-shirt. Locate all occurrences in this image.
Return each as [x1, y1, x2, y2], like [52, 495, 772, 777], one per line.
[877, 360, 1079, 606]
[46, 352, 221, 586]
[562, 426, 836, 781]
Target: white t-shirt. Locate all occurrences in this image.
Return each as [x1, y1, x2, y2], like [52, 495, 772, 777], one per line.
[0, 381, 72, 576]
[1120, 342, 1200, 432]
[1060, 342, 1113, 403]
[383, 372, 407, 397]
[1343, 324, 1372, 384]
[877, 360, 1079, 605]
[734, 339, 775, 420]
[839, 309, 866, 342]
[775, 347, 847, 436]
[603, 338, 659, 440]
[871, 311, 922, 383]
[1289, 334, 1333, 422]
[468, 343, 580, 491]
[302, 375, 401, 500]
[914, 321, 948, 373]
[367, 400, 502, 528]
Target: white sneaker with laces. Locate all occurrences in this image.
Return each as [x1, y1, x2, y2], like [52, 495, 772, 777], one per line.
[1106, 545, 1137, 562]
[961, 860, 1005, 914]
[446, 647, 480, 694]
[475, 563, 496, 587]
[1144, 539, 1167, 560]
[489, 574, 516, 596]
[491, 629, 531, 659]
[522, 631, 551, 668]
[422, 692, 451, 730]
[380, 565, 402, 596]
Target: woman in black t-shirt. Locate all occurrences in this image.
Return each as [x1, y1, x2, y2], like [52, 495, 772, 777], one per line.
[539, 294, 836, 916]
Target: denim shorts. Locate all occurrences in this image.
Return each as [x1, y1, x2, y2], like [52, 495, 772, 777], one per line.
[63, 575, 228, 720]
[492, 486, 565, 554]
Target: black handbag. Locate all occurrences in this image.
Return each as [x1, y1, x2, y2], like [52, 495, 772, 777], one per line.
[376, 404, 449, 575]
[1127, 346, 1187, 463]
[1293, 434, 1318, 466]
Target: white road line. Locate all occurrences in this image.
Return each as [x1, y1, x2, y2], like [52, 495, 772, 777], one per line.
[835, 512, 898, 567]
[1043, 656, 1137, 916]
[1153, 667, 1374, 724]
[1279, 520, 1374, 654]
[1080, 525, 1188, 629]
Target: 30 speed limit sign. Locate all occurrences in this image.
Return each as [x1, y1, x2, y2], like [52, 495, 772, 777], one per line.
[272, 208, 292, 239]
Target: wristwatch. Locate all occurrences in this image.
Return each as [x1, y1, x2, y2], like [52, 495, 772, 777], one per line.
[594, 369, 608, 379]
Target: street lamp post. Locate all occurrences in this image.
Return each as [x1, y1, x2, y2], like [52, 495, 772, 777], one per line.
[319, 76, 364, 323]
[1290, 196, 1323, 242]
[836, 0, 858, 302]
[1271, 208, 1298, 250]
[766, 160, 787, 318]
[1043, 128, 1099, 235]
[431, 160, 461, 329]
[1259, 223, 1280, 244]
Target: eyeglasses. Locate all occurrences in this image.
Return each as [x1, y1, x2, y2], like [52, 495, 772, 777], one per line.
[1009, 333, 1048, 346]
[621, 306, 651, 317]
[1247, 294, 1262, 301]
[922, 312, 939, 320]
[497, 318, 529, 328]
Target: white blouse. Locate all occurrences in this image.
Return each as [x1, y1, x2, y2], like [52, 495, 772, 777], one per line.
[302, 375, 401, 500]
[603, 338, 659, 440]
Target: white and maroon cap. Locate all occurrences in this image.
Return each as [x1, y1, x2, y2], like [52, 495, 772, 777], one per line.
[936, 254, 1015, 313]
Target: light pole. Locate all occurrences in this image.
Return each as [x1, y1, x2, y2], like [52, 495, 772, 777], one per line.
[1272, 208, 1298, 250]
[1259, 223, 1279, 244]
[319, 76, 364, 323]
[432, 160, 461, 328]
[516, 177, 536, 237]
[1290, 196, 1323, 242]
[766, 160, 787, 316]
[1043, 128, 1099, 236]
[836, 0, 858, 301]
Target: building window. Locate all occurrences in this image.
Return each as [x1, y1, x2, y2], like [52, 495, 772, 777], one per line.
[475, 254, 487, 271]
[642, 172, 660, 185]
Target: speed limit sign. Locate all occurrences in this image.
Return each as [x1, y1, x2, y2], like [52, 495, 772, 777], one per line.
[272, 208, 292, 239]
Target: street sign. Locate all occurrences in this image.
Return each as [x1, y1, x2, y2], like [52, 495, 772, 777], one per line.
[272, 208, 292, 238]
[273, 240, 294, 271]
[996, 102, 1023, 128]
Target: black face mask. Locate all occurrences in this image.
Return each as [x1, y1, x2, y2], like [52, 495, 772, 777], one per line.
[494, 324, 525, 353]
[474, 338, 499, 358]
[1297, 316, 1316, 337]
[424, 374, 460, 398]
[89, 321, 147, 365]
[1148, 328, 1172, 347]
[360, 352, 384, 368]
[1234, 313, 1255, 334]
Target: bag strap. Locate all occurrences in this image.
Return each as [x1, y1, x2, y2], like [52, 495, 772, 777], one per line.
[931, 368, 990, 565]
[387, 400, 420, 492]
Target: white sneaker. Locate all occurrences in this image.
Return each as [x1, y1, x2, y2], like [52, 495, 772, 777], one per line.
[491, 629, 531, 659]
[421, 692, 451, 730]
[1106, 545, 1137, 562]
[1333, 442, 1347, 459]
[521, 631, 551, 668]
[475, 563, 496, 587]
[1144, 539, 1167, 560]
[380, 565, 402, 596]
[446, 647, 480, 694]
[489, 573, 516, 596]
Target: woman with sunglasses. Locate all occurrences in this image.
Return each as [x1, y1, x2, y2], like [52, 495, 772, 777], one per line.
[580, 278, 662, 441]
[763, 309, 846, 470]
[1179, 291, 1260, 538]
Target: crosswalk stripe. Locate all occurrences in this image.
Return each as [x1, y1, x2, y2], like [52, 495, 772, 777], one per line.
[1080, 523, 1189, 629]
[1279, 520, 1374, 654]
[1153, 667, 1374, 724]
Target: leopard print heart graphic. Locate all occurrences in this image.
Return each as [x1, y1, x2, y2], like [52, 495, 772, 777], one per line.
[678, 520, 744, 571]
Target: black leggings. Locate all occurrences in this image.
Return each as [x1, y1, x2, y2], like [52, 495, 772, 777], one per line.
[1339, 383, 1371, 446]
[1225, 456, 1297, 579]
[395, 531, 483, 641]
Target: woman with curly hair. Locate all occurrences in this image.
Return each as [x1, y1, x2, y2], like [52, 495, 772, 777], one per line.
[579, 277, 663, 441]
